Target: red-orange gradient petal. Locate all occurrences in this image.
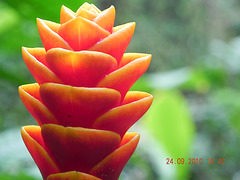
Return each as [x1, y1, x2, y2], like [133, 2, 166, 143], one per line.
[58, 17, 110, 51]
[19, 83, 58, 126]
[90, 133, 140, 180]
[41, 124, 121, 173]
[119, 53, 151, 68]
[77, 9, 97, 21]
[22, 47, 62, 84]
[23, 47, 47, 66]
[47, 171, 101, 180]
[89, 22, 135, 62]
[89, 4, 101, 14]
[60, 5, 76, 24]
[76, 2, 98, 13]
[94, 6, 115, 32]
[89, 22, 135, 63]
[39, 83, 121, 127]
[97, 54, 151, 99]
[45, 48, 117, 87]
[76, 2, 101, 15]
[21, 126, 60, 180]
[41, 20, 61, 34]
[92, 91, 153, 137]
[37, 18, 72, 51]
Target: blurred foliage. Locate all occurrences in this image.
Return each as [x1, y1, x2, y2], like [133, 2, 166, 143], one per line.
[0, 174, 37, 180]
[1, 0, 240, 179]
[145, 90, 195, 179]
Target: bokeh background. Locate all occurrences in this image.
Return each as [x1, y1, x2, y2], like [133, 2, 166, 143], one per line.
[0, 0, 240, 179]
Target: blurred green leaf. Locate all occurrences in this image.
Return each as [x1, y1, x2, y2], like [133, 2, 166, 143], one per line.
[0, 2, 19, 34]
[147, 67, 191, 90]
[145, 90, 195, 179]
[213, 88, 240, 135]
[4, 0, 93, 21]
[180, 68, 211, 94]
[0, 173, 37, 180]
[0, 67, 30, 85]
[130, 75, 154, 93]
[0, 0, 93, 55]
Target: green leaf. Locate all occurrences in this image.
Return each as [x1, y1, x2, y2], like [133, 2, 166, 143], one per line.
[130, 75, 154, 93]
[0, 173, 37, 180]
[147, 67, 191, 90]
[144, 90, 195, 179]
[0, 2, 19, 34]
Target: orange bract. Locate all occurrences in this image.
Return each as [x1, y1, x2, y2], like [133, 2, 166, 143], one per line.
[21, 125, 139, 180]
[19, 2, 152, 180]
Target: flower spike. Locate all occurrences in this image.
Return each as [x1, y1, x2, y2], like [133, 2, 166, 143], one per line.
[19, 3, 152, 180]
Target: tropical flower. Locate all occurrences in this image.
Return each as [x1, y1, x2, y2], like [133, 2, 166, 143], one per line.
[19, 2, 153, 180]
[21, 125, 139, 180]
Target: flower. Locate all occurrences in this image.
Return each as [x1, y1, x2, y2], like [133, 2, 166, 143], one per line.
[21, 125, 139, 180]
[19, 2, 153, 180]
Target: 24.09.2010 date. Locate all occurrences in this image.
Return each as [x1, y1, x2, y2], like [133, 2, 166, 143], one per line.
[166, 158, 225, 165]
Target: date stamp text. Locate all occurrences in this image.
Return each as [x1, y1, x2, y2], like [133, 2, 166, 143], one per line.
[166, 158, 225, 165]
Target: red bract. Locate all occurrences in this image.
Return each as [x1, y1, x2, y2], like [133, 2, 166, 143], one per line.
[19, 2, 153, 180]
[21, 125, 139, 180]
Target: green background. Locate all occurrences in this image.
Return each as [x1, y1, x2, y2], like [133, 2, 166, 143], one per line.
[0, 0, 240, 179]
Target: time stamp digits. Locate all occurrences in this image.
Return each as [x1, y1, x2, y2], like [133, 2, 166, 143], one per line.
[166, 158, 225, 165]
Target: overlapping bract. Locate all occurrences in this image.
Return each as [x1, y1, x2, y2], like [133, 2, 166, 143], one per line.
[19, 2, 153, 180]
[21, 125, 139, 180]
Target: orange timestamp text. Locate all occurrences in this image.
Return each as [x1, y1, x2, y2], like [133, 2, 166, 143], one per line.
[166, 158, 225, 165]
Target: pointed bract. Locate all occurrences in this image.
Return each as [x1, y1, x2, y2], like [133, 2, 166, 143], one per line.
[22, 47, 62, 84]
[21, 126, 60, 179]
[89, 22, 136, 63]
[58, 17, 110, 51]
[94, 6, 115, 32]
[47, 171, 101, 180]
[42, 124, 121, 173]
[93, 91, 153, 137]
[19, 84, 58, 126]
[90, 133, 140, 180]
[76, 8, 98, 21]
[37, 18, 72, 51]
[60, 5, 76, 24]
[46, 48, 117, 87]
[97, 55, 151, 98]
[40, 83, 121, 127]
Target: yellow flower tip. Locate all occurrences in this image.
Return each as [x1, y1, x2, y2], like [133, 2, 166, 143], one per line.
[146, 54, 152, 62]
[132, 21, 136, 28]
[93, 5, 116, 32]
[112, 21, 136, 33]
[79, 2, 92, 10]
[21, 46, 27, 56]
[62, 5, 76, 15]
[119, 132, 140, 147]
[60, 5, 68, 11]
[21, 125, 41, 138]
[60, 5, 76, 24]
[18, 85, 24, 97]
[18, 83, 40, 100]
[102, 5, 115, 14]
[20, 126, 26, 136]
[36, 18, 47, 31]
[36, 17, 42, 25]
[90, 4, 101, 14]
[148, 54, 152, 58]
